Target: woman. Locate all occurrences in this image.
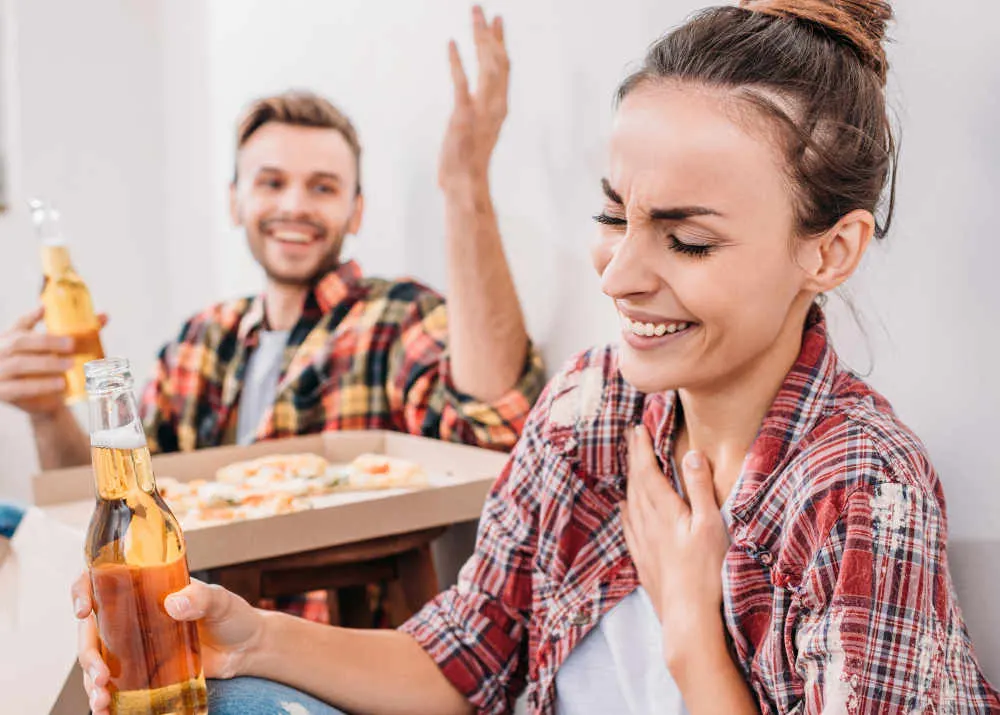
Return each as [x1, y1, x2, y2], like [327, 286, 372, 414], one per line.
[76, 1, 999, 713]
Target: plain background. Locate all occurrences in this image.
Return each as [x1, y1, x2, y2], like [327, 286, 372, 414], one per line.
[0, 0, 996, 676]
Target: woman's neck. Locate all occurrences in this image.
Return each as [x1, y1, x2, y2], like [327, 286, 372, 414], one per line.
[673, 303, 813, 505]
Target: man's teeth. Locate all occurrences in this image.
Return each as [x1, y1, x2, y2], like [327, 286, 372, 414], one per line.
[622, 316, 692, 337]
[272, 230, 313, 243]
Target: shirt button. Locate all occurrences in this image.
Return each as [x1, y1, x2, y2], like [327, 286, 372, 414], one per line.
[569, 609, 591, 627]
[759, 551, 774, 566]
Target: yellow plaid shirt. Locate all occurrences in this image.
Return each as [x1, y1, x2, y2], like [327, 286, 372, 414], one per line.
[140, 260, 546, 454]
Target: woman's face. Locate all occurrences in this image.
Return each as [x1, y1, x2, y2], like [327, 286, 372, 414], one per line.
[593, 83, 816, 395]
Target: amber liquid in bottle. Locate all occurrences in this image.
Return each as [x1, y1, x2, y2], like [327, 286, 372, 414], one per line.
[85, 359, 207, 714]
[33, 201, 104, 404]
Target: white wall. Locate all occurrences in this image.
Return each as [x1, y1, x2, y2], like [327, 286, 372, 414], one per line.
[0, 0, 172, 501]
[1, 0, 998, 559]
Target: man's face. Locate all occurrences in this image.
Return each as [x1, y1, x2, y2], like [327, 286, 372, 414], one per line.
[231, 122, 364, 286]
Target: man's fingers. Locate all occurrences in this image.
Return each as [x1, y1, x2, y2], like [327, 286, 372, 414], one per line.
[12, 307, 44, 332]
[492, 15, 505, 46]
[448, 40, 471, 108]
[682, 450, 720, 517]
[0, 376, 66, 402]
[2, 331, 74, 356]
[0, 353, 74, 379]
[471, 5, 489, 47]
[472, 5, 497, 75]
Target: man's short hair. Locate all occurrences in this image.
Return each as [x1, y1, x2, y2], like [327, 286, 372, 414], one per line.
[234, 90, 362, 194]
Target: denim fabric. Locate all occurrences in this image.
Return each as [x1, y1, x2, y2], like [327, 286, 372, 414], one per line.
[207, 677, 347, 715]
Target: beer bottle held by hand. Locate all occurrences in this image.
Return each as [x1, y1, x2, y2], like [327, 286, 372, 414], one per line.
[31, 199, 104, 404]
[84, 358, 207, 714]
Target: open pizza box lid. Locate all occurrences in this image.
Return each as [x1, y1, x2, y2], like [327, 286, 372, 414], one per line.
[0, 507, 89, 714]
[25, 430, 509, 711]
[33, 429, 509, 571]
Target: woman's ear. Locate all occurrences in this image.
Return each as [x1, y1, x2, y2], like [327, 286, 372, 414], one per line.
[799, 209, 875, 293]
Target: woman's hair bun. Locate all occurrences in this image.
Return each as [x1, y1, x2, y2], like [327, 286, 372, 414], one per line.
[739, 0, 893, 83]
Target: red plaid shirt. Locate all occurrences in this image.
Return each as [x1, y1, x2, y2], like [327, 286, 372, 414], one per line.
[139, 260, 545, 454]
[402, 308, 999, 714]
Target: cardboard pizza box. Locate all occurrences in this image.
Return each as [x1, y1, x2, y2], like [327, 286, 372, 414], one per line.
[33, 430, 509, 571]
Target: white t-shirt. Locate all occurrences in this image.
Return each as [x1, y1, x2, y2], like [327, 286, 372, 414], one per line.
[554, 586, 687, 715]
[235, 330, 289, 446]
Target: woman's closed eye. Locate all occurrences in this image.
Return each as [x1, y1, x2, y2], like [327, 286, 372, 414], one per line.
[593, 212, 627, 227]
[668, 234, 716, 258]
[594, 212, 718, 258]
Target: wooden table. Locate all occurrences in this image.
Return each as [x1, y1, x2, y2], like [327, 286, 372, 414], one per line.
[202, 526, 447, 627]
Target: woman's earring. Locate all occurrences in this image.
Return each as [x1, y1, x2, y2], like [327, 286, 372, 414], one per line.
[816, 293, 829, 308]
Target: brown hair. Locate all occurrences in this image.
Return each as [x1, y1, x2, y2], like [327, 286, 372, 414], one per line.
[618, 0, 897, 240]
[234, 90, 363, 194]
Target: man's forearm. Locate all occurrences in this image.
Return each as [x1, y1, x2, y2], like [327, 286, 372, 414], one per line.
[31, 405, 90, 470]
[444, 179, 529, 402]
[249, 611, 472, 715]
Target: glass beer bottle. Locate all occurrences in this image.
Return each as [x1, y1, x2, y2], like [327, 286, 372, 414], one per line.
[84, 358, 208, 714]
[31, 199, 105, 404]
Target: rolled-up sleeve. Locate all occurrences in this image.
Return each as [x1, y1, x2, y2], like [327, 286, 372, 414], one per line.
[387, 292, 546, 451]
[399, 378, 553, 713]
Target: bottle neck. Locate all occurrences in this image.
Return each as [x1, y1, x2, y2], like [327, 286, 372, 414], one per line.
[88, 387, 155, 499]
[41, 243, 73, 276]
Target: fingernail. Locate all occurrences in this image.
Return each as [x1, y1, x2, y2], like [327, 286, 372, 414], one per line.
[684, 451, 704, 470]
[89, 666, 101, 683]
[74, 597, 85, 617]
[60, 336, 74, 351]
[89, 691, 98, 709]
[165, 594, 189, 617]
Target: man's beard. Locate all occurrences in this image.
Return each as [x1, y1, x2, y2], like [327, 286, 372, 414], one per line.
[254, 216, 350, 287]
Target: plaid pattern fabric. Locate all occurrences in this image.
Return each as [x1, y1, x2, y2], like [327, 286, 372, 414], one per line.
[140, 260, 544, 624]
[401, 307, 1000, 714]
[140, 260, 545, 454]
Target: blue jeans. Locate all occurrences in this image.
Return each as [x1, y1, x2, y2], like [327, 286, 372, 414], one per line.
[207, 677, 347, 715]
[0, 501, 25, 539]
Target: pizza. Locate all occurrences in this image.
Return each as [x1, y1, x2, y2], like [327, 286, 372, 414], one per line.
[156, 452, 428, 526]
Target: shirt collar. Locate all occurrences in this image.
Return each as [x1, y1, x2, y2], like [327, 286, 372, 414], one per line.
[237, 260, 364, 342]
[644, 305, 837, 522]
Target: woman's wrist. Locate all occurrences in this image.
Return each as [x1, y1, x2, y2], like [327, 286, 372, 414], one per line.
[661, 609, 729, 674]
[240, 608, 281, 678]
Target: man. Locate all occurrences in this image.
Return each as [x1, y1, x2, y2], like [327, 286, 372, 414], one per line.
[0, 8, 543, 471]
[0, 8, 542, 622]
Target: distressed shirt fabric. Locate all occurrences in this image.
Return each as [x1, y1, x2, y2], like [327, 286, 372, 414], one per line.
[401, 307, 1000, 714]
[139, 260, 546, 454]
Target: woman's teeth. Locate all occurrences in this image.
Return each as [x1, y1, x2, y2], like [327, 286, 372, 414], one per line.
[622, 316, 692, 338]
